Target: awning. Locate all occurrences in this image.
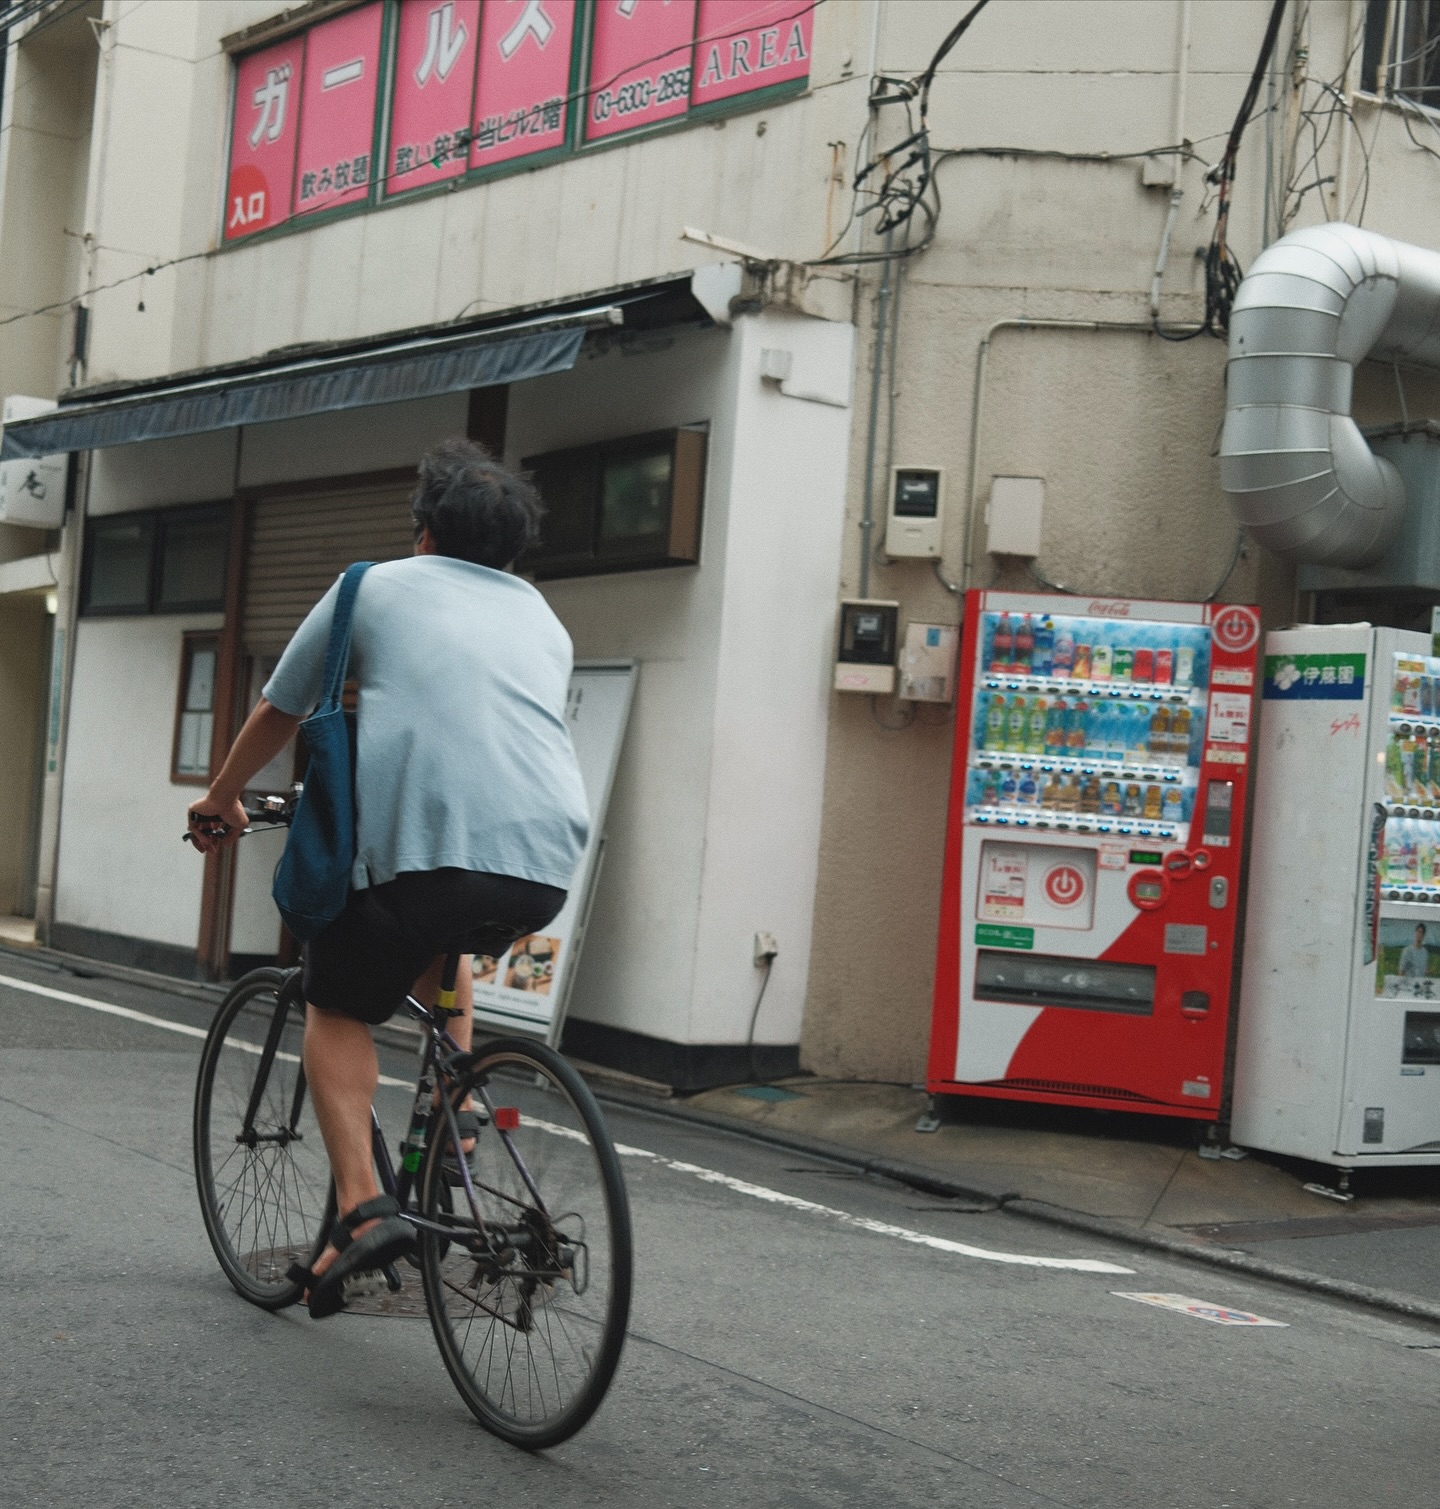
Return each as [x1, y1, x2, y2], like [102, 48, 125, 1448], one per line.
[0, 310, 612, 461]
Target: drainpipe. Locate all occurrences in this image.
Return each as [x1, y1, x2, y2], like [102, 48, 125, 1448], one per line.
[857, 229, 893, 599]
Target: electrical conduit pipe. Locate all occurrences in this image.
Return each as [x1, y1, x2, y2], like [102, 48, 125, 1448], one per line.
[1220, 221, 1440, 566]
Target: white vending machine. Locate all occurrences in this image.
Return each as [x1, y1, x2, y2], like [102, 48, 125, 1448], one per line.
[1233, 624, 1440, 1166]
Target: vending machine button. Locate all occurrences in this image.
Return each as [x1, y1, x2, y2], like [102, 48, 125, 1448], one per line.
[1181, 991, 1211, 1016]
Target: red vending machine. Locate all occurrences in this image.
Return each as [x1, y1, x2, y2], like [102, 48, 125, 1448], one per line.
[928, 591, 1261, 1119]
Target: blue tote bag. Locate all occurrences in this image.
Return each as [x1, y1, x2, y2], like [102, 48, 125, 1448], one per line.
[272, 561, 373, 941]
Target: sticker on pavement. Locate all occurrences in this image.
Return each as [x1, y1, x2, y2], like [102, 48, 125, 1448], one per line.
[1111, 1292, 1288, 1326]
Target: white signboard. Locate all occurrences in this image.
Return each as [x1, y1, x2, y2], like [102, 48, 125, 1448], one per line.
[0, 395, 66, 527]
[471, 660, 636, 1045]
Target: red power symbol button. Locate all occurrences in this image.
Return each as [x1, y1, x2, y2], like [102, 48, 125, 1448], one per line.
[1044, 864, 1086, 907]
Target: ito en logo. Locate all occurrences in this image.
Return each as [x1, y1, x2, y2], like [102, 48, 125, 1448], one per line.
[1211, 605, 1259, 655]
[1044, 864, 1086, 908]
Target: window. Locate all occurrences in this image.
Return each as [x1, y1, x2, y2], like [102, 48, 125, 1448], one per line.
[523, 427, 706, 579]
[173, 633, 220, 782]
[224, 0, 813, 240]
[82, 503, 231, 616]
[1364, 0, 1440, 104]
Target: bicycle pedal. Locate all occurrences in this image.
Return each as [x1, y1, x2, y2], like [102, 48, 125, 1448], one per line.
[382, 1262, 402, 1293]
[342, 1271, 390, 1302]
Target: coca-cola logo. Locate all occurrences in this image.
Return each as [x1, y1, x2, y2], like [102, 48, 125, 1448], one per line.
[1212, 605, 1260, 655]
[1087, 601, 1132, 619]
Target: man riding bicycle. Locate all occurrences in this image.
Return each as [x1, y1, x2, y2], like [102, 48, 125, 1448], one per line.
[187, 439, 589, 1318]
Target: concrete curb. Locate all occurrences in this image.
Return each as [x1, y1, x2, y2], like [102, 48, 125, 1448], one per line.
[589, 1083, 1440, 1332]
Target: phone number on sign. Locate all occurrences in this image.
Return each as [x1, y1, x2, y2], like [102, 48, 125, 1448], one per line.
[592, 66, 691, 122]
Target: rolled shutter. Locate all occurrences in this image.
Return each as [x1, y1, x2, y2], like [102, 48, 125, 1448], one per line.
[242, 481, 414, 655]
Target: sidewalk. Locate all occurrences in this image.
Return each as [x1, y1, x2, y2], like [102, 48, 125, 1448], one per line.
[595, 1072, 1440, 1323]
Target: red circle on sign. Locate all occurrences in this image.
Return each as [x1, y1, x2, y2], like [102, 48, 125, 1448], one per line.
[1044, 864, 1086, 907]
[1211, 605, 1259, 655]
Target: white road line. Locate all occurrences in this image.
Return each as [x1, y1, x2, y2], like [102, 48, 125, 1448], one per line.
[526, 1116, 1135, 1275]
[0, 971, 1134, 1275]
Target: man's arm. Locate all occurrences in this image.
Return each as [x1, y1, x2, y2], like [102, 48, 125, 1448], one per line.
[186, 698, 302, 854]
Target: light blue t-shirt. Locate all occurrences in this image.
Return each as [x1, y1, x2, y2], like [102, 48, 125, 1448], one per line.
[263, 555, 590, 893]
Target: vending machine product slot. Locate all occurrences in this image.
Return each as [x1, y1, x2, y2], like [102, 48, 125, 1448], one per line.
[929, 591, 1260, 1119]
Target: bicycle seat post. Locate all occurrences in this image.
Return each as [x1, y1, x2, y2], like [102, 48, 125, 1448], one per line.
[436, 952, 462, 1017]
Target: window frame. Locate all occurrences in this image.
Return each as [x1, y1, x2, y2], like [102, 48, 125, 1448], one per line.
[1362, 0, 1440, 108]
[171, 630, 222, 786]
[522, 424, 707, 581]
[81, 501, 233, 618]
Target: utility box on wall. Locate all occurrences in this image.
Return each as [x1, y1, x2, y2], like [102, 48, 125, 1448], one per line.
[1300, 423, 1440, 593]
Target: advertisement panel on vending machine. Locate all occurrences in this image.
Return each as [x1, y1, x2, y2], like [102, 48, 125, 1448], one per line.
[928, 591, 1262, 1118]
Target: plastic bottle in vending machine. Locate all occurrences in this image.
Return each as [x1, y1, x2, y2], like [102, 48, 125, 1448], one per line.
[1421, 830, 1435, 885]
[1081, 775, 1102, 814]
[1018, 771, 1040, 806]
[1425, 674, 1438, 719]
[1161, 786, 1185, 824]
[1015, 614, 1035, 671]
[1126, 704, 1151, 761]
[1073, 641, 1093, 679]
[1154, 648, 1174, 685]
[1091, 644, 1113, 680]
[1133, 646, 1154, 683]
[1170, 707, 1193, 762]
[999, 768, 1019, 805]
[1143, 784, 1163, 819]
[1148, 704, 1171, 758]
[1429, 728, 1440, 799]
[1412, 735, 1429, 803]
[1392, 668, 1407, 713]
[1053, 622, 1075, 677]
[1405, 673, 1422, 714]
[1100, 780, 1124, 815]
[1032, 617, 1055, 676]
[1387, 734, 1407, 801]
[1175, 645, 1195, 689]
[1066, 699, 1089, 754]
[984, 693, 1006, 749]
[1112, 645, 1134, 682]
[991, 614, 1014, 674]
[1024, 697, 1048, 755]
[1004, 696, 1027, 753]
[979, 772, 1000, 806]
[1123, 782, 1144, 817]
[1059, 775, 1081, 812]
[1045, 699, 1068, 752]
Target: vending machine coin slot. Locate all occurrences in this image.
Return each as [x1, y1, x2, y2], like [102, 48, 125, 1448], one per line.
[1181, 990, 1211, 1017]
[1128, 869, 1169, 911]
[1164, 851, 1193, 880]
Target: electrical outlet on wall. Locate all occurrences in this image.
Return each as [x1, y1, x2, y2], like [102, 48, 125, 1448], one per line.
[754, 932, 779, 965]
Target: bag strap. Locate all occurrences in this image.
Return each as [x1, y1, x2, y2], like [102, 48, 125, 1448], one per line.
[318, 561, 374, 711]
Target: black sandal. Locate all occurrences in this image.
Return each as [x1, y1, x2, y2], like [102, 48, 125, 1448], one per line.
[294, 1196, 418, 1320]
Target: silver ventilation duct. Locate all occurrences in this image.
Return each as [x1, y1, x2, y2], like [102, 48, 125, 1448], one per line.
[1219, 222, 1440, 567]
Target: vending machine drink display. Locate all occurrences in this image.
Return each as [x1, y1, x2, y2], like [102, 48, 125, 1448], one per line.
[1232, 625, 1440, 1166]
[928, 591, 1262, 1118]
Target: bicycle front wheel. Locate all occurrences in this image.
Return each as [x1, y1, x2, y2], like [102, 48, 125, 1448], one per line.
[419, 1038, 633, 1449]
[193, 968, 333, 1309]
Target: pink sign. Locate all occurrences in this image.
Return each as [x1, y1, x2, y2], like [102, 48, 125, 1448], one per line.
[585, 0, 698, 143]
[294, 1, 384, 216]
[225, 37, 303, 241]
[691, 0, 811, 106]
[471, 0, 577, 167]
[388, 0, 483, 194]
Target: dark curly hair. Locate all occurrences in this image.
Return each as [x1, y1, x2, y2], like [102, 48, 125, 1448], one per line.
[410, 438, 543, 569]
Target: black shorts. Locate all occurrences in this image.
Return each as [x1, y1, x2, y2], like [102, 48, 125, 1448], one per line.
[302, 868, 567, 1025]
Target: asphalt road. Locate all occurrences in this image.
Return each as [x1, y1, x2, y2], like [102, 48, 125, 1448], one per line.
[1, 950, 1436, 1508]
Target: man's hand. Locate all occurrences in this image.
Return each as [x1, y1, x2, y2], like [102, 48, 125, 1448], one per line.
[187, 792, 248, 855]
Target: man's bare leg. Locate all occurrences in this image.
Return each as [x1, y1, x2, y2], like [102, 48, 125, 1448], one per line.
[413, 955, 477, 1144]
[304, 1004, 382, 1279]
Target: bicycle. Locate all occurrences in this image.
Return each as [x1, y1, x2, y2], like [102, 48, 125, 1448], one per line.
[189, 795, 633, 1448]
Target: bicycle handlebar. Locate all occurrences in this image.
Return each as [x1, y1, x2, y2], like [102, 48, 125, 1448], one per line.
[182, 786, 300, 845]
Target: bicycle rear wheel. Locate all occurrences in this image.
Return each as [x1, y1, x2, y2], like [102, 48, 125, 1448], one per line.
[419, 1038, 633, 1449]
[193, 967, 333, 1309]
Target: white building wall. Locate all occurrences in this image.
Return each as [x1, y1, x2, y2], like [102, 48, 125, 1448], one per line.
[54, 612, 222, 950]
